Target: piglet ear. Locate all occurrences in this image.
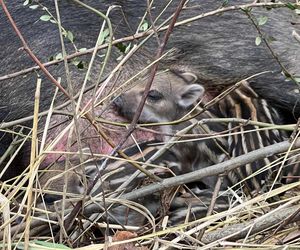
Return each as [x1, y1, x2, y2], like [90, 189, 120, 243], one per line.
[178, 84, 205, 108]
[181, 72, 198, 84]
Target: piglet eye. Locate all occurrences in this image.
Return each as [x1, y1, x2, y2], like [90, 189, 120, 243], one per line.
[147, 90, 163, 102]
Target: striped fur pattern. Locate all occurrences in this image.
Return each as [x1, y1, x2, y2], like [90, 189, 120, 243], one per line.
[95, 143, 228, 226]
[202, 82, 291, 191]
[37, 141, 179, 199]
[192, 83, 299, 191]
[93, 141, 181, 192]
[36, 141, 229, 226]
[35, 72, 298, 227]
[114, 70, 298, 193]
[37, 142, 207, 226]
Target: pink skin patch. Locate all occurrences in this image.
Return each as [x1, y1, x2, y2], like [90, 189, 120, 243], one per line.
[40, 105, 158, 167]
[39, 88, 212, 168]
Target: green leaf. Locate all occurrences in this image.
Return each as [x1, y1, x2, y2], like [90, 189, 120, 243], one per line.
[124, 43, 131, 54]
[257, 16, 268, 26]
[29, 5, 39, 10]
[222, 0, 229, 7]
[40, 15, 52, 22]
[294, 77, 300, 83]
[61, 30, 67, 37]
[140, 21, 149, 32]
[34, 240, 71, 249]
[99, 28, 110, 45]
[55, 53, 63, 60]
[71, 59, 80, 66]
[71, 59, 86, 69]
[23, 0, 30, 6]
[115, 42, 127, 53]
[285, 3, 296, 10]
[67, 30, 74, 42]
[78, 48, 87, 52]
[241, 7, 251, 13]
[255, 36, 262, 46]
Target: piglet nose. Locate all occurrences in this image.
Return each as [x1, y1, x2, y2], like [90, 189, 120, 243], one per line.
[113, 95, 124, 108]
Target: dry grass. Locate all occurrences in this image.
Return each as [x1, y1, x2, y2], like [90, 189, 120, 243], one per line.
[1, 1, 300, 249]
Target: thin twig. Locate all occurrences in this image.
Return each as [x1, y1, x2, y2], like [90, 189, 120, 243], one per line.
[24, 79, 41, 249]
[119, 139, 300, 202]
[0, 2, 297, 82]
[201, 204, 300, 244]
[0, 0, 160, 183]
[244, 9, 300, 87]
[112, 0, 188, 156]
[0, 1, 71, 98]
[197, 175, 224, 241]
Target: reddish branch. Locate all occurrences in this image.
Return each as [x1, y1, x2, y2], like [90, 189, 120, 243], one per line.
[112, 0, 188, 157]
